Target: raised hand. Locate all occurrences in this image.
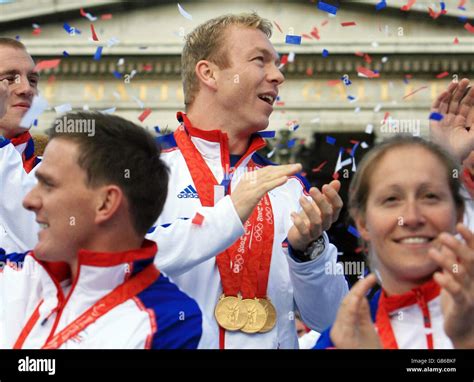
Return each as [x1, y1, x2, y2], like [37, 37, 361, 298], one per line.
[429, 223, 474, 349]
[287, 180, 343, 251]
[429, 79, 474, 162]
[231, 163, 302, 223]
[330, 274, 382, 349]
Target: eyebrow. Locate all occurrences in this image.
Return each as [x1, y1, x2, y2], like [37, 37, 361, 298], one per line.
[0, 69, 40, 78]
[249, 47, 281, 66]
[35, 171, 55, 185]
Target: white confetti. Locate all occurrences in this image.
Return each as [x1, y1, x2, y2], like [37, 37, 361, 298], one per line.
[100, 107, 116, 114]
[130, 69, 137, 79]
[132, 96, 144, 109]
[288, 52, 295, 63]
[54, 103, 72, 114]
[20, 95, 48, 128]
[365, 124, 374, 134]
[117, 58, 124, 66]
[107, 37, 120, 48]
[361, 141, 368, 149]
[177, 3, 192, 20]
[85, 12, 97, 22]
[374, 103, 382, 112]
[381, 56, 388, 63]
[310, 117, 320, 124]
[354, 107, 361, 113]
[267, 147, 276, 158]
[83, 104, 90, 111]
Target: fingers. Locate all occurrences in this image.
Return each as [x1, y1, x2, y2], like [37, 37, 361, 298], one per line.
[296, 196, 322, 239]
[450, 79, 470, 114]
[322, 182, 343, 220]
[436, 230, 474, 277]
[348, 273, 378, 300]
[433, 271, 466, 305]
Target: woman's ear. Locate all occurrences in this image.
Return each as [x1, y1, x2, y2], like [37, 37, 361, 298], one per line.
[355, 213, 371, 242]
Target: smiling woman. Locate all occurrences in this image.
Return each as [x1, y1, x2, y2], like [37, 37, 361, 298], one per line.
[315, 135, 474, 349]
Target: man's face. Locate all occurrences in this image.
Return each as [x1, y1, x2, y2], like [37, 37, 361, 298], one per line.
[0, 46, 38, 139]
[213, 26, 284, 133]
[22, 139, 99, 262]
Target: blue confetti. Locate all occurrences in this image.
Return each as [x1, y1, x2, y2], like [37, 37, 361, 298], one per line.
[429, 112, 444, 121]
[62, 50, 70, 57]
[285, 35, 302, 45]
[347, 95, 356, 101]
[287, 138, 297, 148]
[317, 1, 338, 15]
[112, 70, 122, 79]
[348, 225, 360, 238]
[322, 49, 329, 57]
[376, 0, 387, 11]
[93, 46, 103, 61]
[258, 131, 276, 138]
[458, 16, 468, 22]
[326, 136, 336, 145]
[440, 2, 445, 11]
[33, 119, 38, 127]
[292, 124, 300, 131]
[341, 76, 352, 86]
[154, 126, 161, 134]
[63, 23, 81, 35]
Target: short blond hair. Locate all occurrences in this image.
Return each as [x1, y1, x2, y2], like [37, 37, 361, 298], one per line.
[182, 13, 272, 107]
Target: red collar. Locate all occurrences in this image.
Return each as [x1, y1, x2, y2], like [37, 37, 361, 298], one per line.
[32, 239, 157, 284]
[176, 112, 267, 169]
[379, 278, 440, 313]
[9, 130, 38, 173]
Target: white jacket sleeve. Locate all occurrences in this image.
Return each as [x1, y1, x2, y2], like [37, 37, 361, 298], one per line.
[286, 232, 349, 332]
[147, 195, 245, 277]
[0, 140, 38, 253]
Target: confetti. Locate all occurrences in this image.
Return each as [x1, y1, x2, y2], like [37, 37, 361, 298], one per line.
[341, 21, 356, 27]
[177, 3, 192, 20]
[100, 107, 116, 114]
[285, 35, 302, 45]
[310, 117, 320, 124]
[429, 112, 444, 121]
[90, 24, 99, 41]
[101, 14, 113, 20]
[436, 71, 449, 79]
[132, 96, 145, 109]
[361, 141, 369, 149]
[138, 108, 152, 122]
[310, 27, 320, 40]
[288, 52, 295, 63]
[287, 138, 297, 148]
[348, 225, 361, 238]
[464, 23, 474, 33]
[20, 95, 48, 128]
[107, 37, 120, 47]
[63, 23, 81, 35]
[401, 0, 416, 11]
[454, 37, 459, 44]
[34, 59, 61, 72]
[80, 8, 97, 21]
[402, 85, 428, 99]
[267, 147, 276, 159]
[322, 49, 329, 57]
[317, 1, 338, 15]
[112, 70, 122, 79]
[326, 136, 336, 145]
[347, 95, 356, 101]
[191, 213, 204, 226]
[54, 103, 72, 114]
[93, 46, 103, 61]
[374, 103, 382, 112]
[376, 0, 387, 11]
[365, 124, 374, 134]
[273, 21, 283, 34]
[357, 66, 379, 78]
[62, 50, 70, 57]
[312, 160, 328, 173]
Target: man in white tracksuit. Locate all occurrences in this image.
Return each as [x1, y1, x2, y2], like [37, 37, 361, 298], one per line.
[146, 13, 349, 349]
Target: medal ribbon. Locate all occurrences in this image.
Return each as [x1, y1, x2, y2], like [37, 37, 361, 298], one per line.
[174, 120, 274, 300]
[14, 264, 160, 349]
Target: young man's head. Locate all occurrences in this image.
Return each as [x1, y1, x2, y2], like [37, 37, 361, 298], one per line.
[23, 112, 169, 263]
[182, 13, 284, 134]
[0, 38, 38, 139]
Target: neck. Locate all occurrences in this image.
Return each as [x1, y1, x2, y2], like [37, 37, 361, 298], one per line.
[378, 268, 433, 296]
[186, 104, 250, 155]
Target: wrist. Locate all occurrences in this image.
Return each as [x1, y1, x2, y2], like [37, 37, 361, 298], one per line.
[289, 235, 326, 262]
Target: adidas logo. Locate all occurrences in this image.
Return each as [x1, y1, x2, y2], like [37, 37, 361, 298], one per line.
[177, 185, 199, 199]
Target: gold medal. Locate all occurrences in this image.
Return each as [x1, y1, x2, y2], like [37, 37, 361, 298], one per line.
[258, 298, 277, 333]
[214, 295, 248, 331]
[240, 298, 267, 333]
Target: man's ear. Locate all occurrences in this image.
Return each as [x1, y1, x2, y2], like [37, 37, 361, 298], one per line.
[355, 213, 371, 242]
[195, 60, 218, 91]
[94, 185, 123, 225]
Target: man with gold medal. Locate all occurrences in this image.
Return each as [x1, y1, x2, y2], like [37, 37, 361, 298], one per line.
[150, 13, 349, 348]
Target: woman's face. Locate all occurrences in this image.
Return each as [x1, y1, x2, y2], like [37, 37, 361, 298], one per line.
[355, 146, 462, 285]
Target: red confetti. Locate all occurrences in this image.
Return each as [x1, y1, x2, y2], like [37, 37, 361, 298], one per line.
[274, 21, 283, 34]
[302, 34, 313, 40]
[354, 52, 364, 57]
[143, 64, 153, 71]
[436, 71, 449, 79]
[341, 21, 356, 27]
[464, 23, 474, 34]
[101, 14, 113, 20]
[310, 27, 320, 40]
[280, 55, 288, 65]
[327, 79, 341, 86]
[401, 0, 416, 11]
[355, 246, 363, 254]
[383, 112, 390, 123]
[454, 37, 459, 44]
[321, 20, 329, 26]
[191, 212, 205, 226]
[138, 108, 152, 122]
[306, 67, 314, 76]
[312, 160, 328, 173]
[80, 8, 87, 17]
[332, 172, 340, 180]
[357, 66, 379, 78]
[34, 59, 61, 72]
[90, 24, 99, 41]
[403, 85, 428, 99]
[32, 28, 41, 36]
[364, 53, 372, 64]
